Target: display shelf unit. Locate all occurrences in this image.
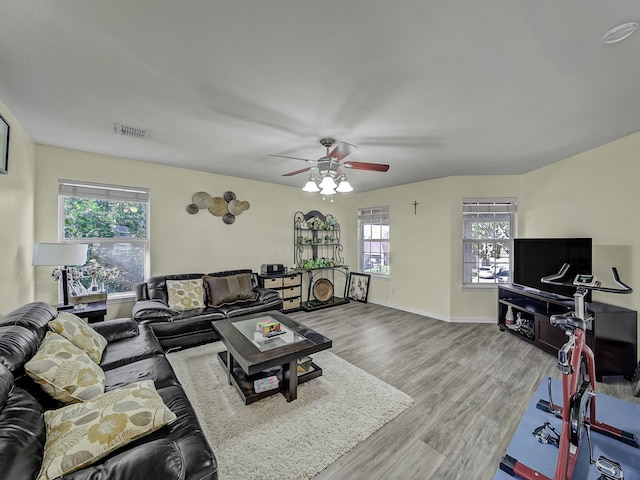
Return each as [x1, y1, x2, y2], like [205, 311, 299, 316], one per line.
[498, 284, 638, 381]
[294, 210, 349, 311]
[258, 272, 302, 312]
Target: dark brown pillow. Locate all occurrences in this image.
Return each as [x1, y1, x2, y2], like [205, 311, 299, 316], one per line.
[203, 274, 258, 307]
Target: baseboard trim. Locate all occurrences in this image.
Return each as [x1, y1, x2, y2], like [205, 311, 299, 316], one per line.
[368, 299, 495, 324]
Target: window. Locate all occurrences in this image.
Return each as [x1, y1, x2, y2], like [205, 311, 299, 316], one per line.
[462, 198, 516, 286]
[59, 179, 149, 299]
[358, 206, 389, 275]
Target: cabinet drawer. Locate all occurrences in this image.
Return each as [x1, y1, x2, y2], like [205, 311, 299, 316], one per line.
[283, 275, 301, 287]
[281, 286, 301, 299]
[283, 298, 301, 310]
[262, 277, 283, 288]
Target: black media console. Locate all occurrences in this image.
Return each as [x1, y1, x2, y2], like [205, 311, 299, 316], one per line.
[498, 284, 638, 381]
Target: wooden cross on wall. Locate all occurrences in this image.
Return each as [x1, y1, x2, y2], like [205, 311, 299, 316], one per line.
[413, 200, 419, 215]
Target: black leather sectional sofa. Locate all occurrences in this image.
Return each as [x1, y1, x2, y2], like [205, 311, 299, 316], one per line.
[0, 302, 217, 480]
[133, 269, 283, 350]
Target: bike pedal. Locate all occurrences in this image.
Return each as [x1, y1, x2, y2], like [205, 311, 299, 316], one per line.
[595, 456, 623, 479]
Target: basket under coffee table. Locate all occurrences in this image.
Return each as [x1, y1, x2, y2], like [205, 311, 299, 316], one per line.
[212, 311, 332, 404]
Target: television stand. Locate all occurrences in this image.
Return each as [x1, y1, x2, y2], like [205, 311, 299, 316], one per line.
[498, 284, 638, 381]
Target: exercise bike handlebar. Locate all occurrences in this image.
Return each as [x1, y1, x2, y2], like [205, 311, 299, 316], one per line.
[541, 263, 633, 294]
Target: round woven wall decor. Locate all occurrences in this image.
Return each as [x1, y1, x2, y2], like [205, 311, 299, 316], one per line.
[312, 278, 334, 302]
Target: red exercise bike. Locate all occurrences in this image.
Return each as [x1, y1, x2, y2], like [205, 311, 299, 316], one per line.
[500, 264, 638, 480]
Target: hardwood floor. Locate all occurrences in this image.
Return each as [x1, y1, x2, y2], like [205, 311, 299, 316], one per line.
[288, 302, 640, 480]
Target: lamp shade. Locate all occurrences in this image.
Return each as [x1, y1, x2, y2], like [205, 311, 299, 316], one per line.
[320, 185, 336, 196]
[32, 242, 88, 266]
[302, 178, 320, 192]
[336, 178, 353, 193]
[318, 175, 337, 190]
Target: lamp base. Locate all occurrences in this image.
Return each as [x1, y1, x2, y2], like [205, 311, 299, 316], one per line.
[57, 304, 75, 311]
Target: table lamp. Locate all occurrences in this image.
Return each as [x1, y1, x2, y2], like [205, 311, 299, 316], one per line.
[32, 242, 88, 310]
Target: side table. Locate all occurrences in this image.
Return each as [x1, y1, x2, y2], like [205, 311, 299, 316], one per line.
[58, 301, 107, 323]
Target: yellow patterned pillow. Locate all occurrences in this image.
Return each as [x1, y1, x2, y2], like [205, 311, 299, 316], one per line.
[49, 312, 108, 364]
[37, 380, 176, 480]
[167, 279, 204, 311]
[25, 332, 105, 404]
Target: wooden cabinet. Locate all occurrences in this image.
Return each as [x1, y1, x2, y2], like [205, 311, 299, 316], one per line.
[259, 273, 302, 312]
[498, 284, 638, 381]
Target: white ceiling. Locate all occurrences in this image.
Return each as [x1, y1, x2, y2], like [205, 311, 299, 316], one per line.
[1, 1, 639, 192]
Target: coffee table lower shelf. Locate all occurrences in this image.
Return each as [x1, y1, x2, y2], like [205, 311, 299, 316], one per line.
[217, 351, 323, 404]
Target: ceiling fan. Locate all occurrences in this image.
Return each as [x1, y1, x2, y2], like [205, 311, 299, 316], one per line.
[268, 137, 390, 178]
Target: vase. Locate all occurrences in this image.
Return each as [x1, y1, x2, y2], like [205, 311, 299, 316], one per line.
[90, 275, 100, 292]
[505, 305, 515, 326]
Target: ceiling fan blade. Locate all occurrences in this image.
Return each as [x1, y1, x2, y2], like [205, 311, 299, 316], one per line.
[328, 142, 357, 161]
[282, 167, 311, 177]
[342, 161, 390, 172]
[268, 154, 316, 163]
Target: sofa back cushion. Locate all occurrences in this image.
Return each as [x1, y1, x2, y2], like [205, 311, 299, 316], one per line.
[0, 381, 46, 480]
[144, 273, 206, 304]
[0, 325, 40, 375]
[0, 302, 57, 342]
[203, 273, 258, 307]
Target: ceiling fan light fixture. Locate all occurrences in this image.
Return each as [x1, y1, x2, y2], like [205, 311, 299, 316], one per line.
[302, 178, 320, 192]
[320, 185, 336, 196]
[336, 178, 353, 193]
[318, 175, 337, 190]
[602, 22, 637, 44]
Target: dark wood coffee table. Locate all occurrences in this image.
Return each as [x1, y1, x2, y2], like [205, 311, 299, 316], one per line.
[212, 311, 332, 404]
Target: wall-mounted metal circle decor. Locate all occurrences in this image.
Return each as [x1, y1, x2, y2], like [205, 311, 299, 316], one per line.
[186, 203, 199, 214]
[312, 278, 334, 302]
[192, 191, 212, 209]
[228, 199, 244, 216]
[187, 190, 249, 225]
[208, 197, 228, 217]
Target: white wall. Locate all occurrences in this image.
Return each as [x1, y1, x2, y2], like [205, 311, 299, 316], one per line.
[520, 131, 640, 311]
[0, 100, 36, 314]
[33, 145, 334, 318]
[344, 175, 520, 322]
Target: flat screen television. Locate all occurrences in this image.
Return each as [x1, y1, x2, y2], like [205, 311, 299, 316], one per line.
[513, 238, 592, 300]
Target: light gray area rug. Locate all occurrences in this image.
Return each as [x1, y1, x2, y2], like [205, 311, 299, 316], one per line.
[167, 342, 413, 480]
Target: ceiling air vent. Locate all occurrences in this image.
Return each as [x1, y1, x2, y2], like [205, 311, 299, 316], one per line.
[115, 123, 149, 139]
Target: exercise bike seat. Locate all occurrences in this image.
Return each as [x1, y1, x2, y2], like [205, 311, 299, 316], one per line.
[550, 313, 585, 332]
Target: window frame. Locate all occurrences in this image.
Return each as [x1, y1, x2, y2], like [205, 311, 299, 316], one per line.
[358, 206, 390, 277]
[58, 179, 150, 301]
[462, 197, 517, 289]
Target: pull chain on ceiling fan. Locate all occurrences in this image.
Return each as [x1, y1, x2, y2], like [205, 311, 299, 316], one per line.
[268, 138, 390, 197]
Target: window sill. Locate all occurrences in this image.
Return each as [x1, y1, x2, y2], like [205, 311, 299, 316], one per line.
[460, 284, 498, 291]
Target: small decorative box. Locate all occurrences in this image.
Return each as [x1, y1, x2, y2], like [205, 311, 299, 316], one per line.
[257, 320, 281, 335]
[254, 375, 279, 393]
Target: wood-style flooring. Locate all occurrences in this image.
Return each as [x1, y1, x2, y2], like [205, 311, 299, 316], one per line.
[288, 301, 640, 480]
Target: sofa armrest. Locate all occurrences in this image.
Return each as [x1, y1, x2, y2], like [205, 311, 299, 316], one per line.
[254, 287, 280, 303]
[131, 300, 177, 321]
[91, 318, 139, 343]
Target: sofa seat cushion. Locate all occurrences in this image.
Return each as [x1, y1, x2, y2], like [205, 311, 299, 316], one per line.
[38, 380, 176, 480]
[59, 438, 186, 480]
[167, 279, 205, 311]
[0, 385, 46, 480]
[49, 312, 108, 364]
[25, 332, 106, 404]
[98, 324, 163, 371]
[0, 302, 57, 342]
[104, 355, 180, 391]
[91, 318, 139, 343]
[203, 273, 258, 307]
